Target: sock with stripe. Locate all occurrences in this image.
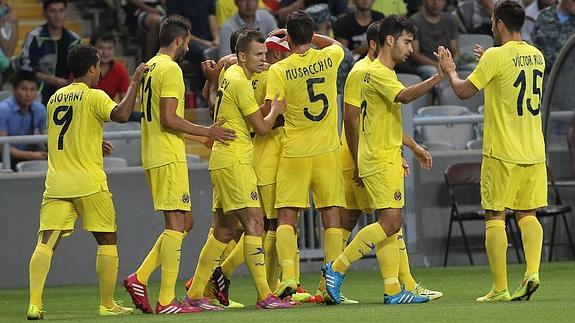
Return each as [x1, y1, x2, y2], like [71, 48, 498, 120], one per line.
[186, 234, 227, 299]
[485, 220, 508, 292]
[396, 229, 416, 290]
[244, 235, 272, 300]
[376, 234, 401, 295]
[221, 234, 245, 278]
[332, 223, 387, 274]
[276, 224, 297, 281]
[96, 245, 119, 309]
[518, 216, 543, 276]
[341, 228, 352, 250]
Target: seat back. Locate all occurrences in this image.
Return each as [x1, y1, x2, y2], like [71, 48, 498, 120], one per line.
[423, 141, 456, 151]
[15, 160, 48, 172]
[457, 34, 494, 51]
[104, 122, 141, 166]
[438, 86, 484, 113]
[444, 161, 483, 213]
[466, 139, 482, 150]
[103, 157, 128, 169]
[417, 105, 476, 149]
[455, 0, 475, 32]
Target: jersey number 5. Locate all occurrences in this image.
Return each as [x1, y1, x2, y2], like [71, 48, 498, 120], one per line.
[53, 105, 73, 150]
[304, 77, 328, 122]
[513, 69, 543, 117]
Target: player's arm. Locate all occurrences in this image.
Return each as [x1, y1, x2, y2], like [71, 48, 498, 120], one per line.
[395, 72, 443, 104]
[311, 32, 343, 49]
[402, 133, 432, 170]
[110, 63, 149, 123]
[247, 95, 285, 136]
[437, 46, 478, 100]
[344, 103, 360, 168]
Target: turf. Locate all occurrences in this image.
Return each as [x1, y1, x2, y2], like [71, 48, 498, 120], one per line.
[3, 262, 575, 322]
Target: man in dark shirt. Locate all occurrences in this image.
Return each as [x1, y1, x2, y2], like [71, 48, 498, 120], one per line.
[334, 0, 384, 56]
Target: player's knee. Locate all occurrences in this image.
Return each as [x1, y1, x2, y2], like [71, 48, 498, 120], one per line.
[93, 231, 117, 245]
[213, 227, 236, 243]
[243, 216, 264, 236]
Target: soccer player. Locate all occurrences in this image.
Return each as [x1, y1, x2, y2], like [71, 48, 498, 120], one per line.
[184, 29, 292, 310]
[340, 20, 442, 301]
[123, 15, 236, 315]
[26, 44, 148, 319]
[265, 10, 346, 300]
[323, 15, 443, 305]
[437, 0, 545, 302]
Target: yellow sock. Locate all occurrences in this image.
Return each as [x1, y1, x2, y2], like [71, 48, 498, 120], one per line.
[220, 238, 237, 264]
[375, 234, 401, 295]
[29, 243, 53, 308]
[341, 228, 352, 250]
[485, 220, 508, 292]
[135, 234, 162, 285]
[294, 247, 301, 284]
[186, 234, 227, 299]
[244, 235, 272, 300]
[518, 216, 543, 276]
[332, 223, 386, 274]
[221, 235, 245, 278]
[276, 224, 297, 281]
[96, 245, 118, 309]
[324, 228, 342, 263]
[158, 230, 184, 306]
[396, 229, 416, 290]
[264, 230, 280, 291]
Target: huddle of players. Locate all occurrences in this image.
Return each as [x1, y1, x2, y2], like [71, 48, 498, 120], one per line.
[27, 0, 546, 318]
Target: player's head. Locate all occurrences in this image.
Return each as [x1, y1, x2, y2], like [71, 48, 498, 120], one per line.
[378, 15, 416, 64]
[491, 0, 524, 44]
[68, 44, 100, 87]
[423, 0, 446, 17]
[265, 34, 290, 64]
[235, 0, 258, 19]
[286, 10, 315, 46]
[230, 26, 256, 54]
[11, 71, 39, 108]
[43, 0, 67, 29]
[366, 20, 381, 58]
[90, 32, 116, 64]
[159, 14, 192, 62]
[236, 29, 267, 74]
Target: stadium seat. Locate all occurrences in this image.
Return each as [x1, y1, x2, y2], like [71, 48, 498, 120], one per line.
[466, 139, 482, 150]
[104, 122, 141, 167]
[443, 161, 522, 266]
[454, 0, 474, 33]
[457, 34, 494, 53]
[398, 73, 428, 112]
[416, 105, 476, 150]
[422, 141, 456, 151]
[103, 157, 128, 169]
[568, 115, 575, 177]
[15, 160, 48, 172]
[186, 154, 202, 164]
[438, 85, 484, 113]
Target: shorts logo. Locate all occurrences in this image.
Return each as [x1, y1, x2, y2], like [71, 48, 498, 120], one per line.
[250, 191, 258, 201]
[394, 191, 402, 201]
[182, 193, 190, 204]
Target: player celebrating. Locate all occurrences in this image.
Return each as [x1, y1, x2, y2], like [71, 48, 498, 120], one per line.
[340, 20, 441, 301]
[323, 15, 442, 305]
[123, 15, 235, 315]
[265, 10, 346, 300]
[437, 0, 545, 302]
[184, 29, 292, 310]
[26, 44, 148, 319]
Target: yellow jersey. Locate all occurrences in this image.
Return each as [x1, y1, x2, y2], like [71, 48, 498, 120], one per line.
[252, 69, 268, 106]
[468, 41, 546, 164]
[358, 59, 405, 177]
[266, 44, 344, 158]
[44, 83, 117, 198]
[210, 64, 260, 170]
[140, 53, 187, 169]
[341, 56, 371, 171]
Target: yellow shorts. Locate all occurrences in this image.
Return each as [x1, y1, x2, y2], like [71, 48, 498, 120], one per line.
[362, 154, 404, 210]
[275, 150, 345, 209]
[145, 162, 191, 212]
[342, 169, 372, 213]
[480, 156, 547, 211]
[211, 161, 260, 214]
[259, 183, 277, 219]
[39, 190, 116, 234]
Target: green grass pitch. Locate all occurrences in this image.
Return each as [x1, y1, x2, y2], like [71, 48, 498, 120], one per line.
[2, 262, 574, 322]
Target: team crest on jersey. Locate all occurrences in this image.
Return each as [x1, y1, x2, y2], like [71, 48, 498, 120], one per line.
[182, 193, 190, 204]
[250, 191, 258, 201]
[394, 191, 402, 201]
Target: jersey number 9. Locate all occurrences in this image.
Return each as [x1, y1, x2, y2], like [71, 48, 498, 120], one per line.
[53, 105, 73, 150]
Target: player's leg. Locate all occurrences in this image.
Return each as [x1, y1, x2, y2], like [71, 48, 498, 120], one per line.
[220, 229, 245, 280]
[260, 184, 281, 291]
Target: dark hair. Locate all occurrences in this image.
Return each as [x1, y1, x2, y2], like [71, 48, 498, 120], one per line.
[159, 15, 191, 48]
[43, 0, 67, 10]
[231, 26, 257, 54]
[68, 44, 99, 77]
[235, 29, 265, 54]
[367, 20, 382, 45]
[90, 31, 115, 46]
[377, 15, 416, 46]
[493, 0, 525, 32]
[286, 10, 314, 46]
[11, 71, 38, 88]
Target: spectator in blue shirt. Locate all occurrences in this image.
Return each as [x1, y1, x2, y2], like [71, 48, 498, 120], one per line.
[0, 71, 47, 170]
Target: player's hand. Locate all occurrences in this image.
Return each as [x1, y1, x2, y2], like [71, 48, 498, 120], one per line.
[102, 140, 114, 156]
[202, 138, 215, 149]
[268, 28, 288, 41]
[402, 157, 411, 177]
[29, 151, 47, 160]
[132, 63, 149, 82]
[207, 119, 236, 145]
[271, 94, 286, 115]
[353, 167, 364, 187]
[473, 44, 485, 61]
[412, 144, 432, 170]
[201, 59, 218, 81]
[436, 46, 456, 74]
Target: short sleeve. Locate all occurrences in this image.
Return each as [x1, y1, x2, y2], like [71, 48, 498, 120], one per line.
[467, 48, 499, 91]
[343, 68, 363, 107]
[236, 80, 260, 117]
[322, 44, 345, 67]
[91, 89, 117, 122]
[377, 71, 405, 104]
[265, 64, 286, 101]
[160, 64, 185, 99]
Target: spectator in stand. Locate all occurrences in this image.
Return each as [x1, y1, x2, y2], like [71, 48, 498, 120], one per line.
[18, 0, 80, 105]
[276, 0, 348, 25]
[216, 0, 268, 27]
[522, 1, 555, 44]
[90, 32, 130, 101]
[409, 0, 458, 79]
[219, 0, 278, 57]
[122, 0, 164, 61]
[471, 0, 497, 35]
[405, 0, 456, 16]
[0, 72, 47, 170]
[371, 0, 408, 16]
[334, 0, 384, 57]
[0, 0, 18, 80]
[533, 0, 575, 73]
